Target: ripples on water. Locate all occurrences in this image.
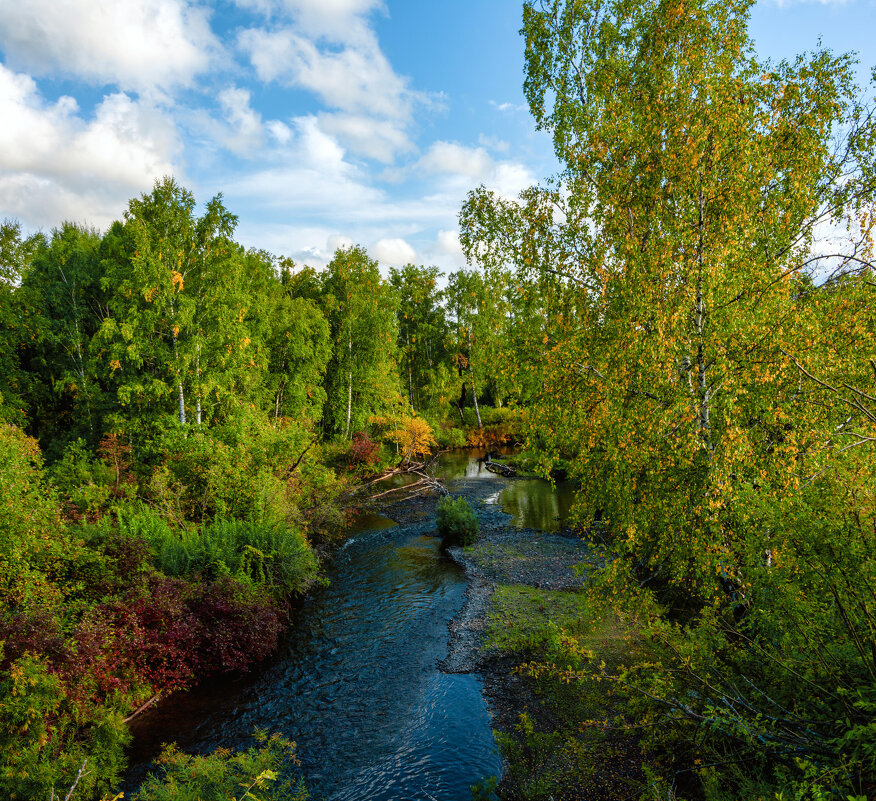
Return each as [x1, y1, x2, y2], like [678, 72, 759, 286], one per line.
[126, 451, 575, 799]
[128, 528, 502, 800]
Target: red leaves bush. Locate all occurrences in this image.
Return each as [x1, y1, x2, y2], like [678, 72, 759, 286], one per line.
[103, 575, 285, 693]
[348, 430, 379, 467]
[1, 573, 285, 708]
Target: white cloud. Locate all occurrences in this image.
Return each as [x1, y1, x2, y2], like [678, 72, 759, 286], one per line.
[218, 87, 264, 156]
[267, 120, 293, 145]
[223, 116, 382, 216]
[0, 0, 219, 94]
[239, 27, 410, 119]
[374, 237, 416, 266]
[490, 100, 528, 113]
[237, 0, 427, 163]
[436, 229, 464, 260]
[418, 141, 494, 178]
[326, 233, 354, 253]
[413, 141, 536, 201]
[317, 112, 413, 163]
[0, 64, 180, 229]
[479, 134, 510, 154]
[233, 0, 384, 40]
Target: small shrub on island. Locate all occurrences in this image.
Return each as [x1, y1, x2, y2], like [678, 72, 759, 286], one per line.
[436, 495, 479, 547]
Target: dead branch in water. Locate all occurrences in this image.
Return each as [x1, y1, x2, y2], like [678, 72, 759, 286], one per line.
[123, 693, 161, 723]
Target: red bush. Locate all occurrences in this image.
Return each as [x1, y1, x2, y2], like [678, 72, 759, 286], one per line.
[348, 430, 379, 467]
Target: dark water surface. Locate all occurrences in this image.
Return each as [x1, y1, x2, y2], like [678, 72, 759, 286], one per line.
[498, 479, 577, 532]
[126, 451, 575, 799]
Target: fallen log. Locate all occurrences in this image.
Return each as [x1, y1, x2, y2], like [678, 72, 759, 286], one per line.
[484, 455, 517, 477]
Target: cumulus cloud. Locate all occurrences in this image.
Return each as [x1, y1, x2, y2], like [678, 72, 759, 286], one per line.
[418, 141, 494, 178]
[223, 115, 383, 217]
[326, 233, 354, 253]
[0, 0, 219, 94]
[436, 229, 464, 260]
[239, 27, 410, 119]
[237, 0, 425, 163]
[233, 0, 384, 40]
[0, 63, 180, 229]
[217, 87, 264, 156]
[413, 140, 536, 200]
[374, 237, 416, 266]
[317, 112, 413, 163]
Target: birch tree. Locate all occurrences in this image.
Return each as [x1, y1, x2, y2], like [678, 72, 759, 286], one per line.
[320, 246, 398, 439]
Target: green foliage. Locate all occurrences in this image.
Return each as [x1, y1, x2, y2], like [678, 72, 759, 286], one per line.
[0, 424, 75, 607]
[461, 0, 876, 797]
[0, 654, 129, 801]
[49, 438, 117, 519]
[436, 495, 479, 546]
[433, 423, 467, 449]
[133, 731, 308, 801]
[119, 506, 318, 597]
[320, 246, 399, 439]
[389, 264, 451, 416]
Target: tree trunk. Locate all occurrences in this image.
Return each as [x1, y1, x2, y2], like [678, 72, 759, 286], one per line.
[178, 382, 186, 426]
[456, 382, 467, 424]
[406, 328, 414, 407]
[469, 366, 483, 429]
[344, 334, 353, 439]
[195, 341, 202, 425]
[695, 187, 712, 452]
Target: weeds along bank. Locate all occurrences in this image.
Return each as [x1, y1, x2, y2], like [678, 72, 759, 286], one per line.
[0, 420, 324, 801]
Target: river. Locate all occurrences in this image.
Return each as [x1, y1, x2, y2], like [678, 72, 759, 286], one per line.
[125, 450, 576, 800]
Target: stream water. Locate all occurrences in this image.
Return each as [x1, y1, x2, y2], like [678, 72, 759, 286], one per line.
[125, 450, 576, 800]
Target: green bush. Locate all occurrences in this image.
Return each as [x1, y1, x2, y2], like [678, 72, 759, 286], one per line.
[436, 495, 479, 546]
[116, 505, 319, 598]
[434, 425, 467, 449]
[133, 731, 307, 801]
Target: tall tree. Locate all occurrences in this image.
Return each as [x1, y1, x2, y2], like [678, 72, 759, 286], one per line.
[388, 264, 449, 414]
[0, 221, 45, 426]
[461, 0, 876, 794]
[18, 224, 106, 451]
[320, 246, 398, 439]
[97, 178, 244, 433]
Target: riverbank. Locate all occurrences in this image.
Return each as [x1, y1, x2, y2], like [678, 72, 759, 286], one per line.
[382, 471, 644, 800]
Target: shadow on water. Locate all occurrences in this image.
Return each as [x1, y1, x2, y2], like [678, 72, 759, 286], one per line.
[125, 449, 574, 799]
[498, 479, 578, 532]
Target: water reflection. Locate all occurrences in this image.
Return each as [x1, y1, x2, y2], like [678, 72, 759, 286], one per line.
[346, 508, 397, 535]
[498, 479, 577, 532]
[431, 447, 517, 481]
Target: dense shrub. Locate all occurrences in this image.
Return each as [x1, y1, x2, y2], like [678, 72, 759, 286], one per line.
[348, 430, 380, 466]
[116, 506, 318, 598]
[434, 424, 467, 449]
[134, 731, 307, 801]
[436, 495, 479, 546]
[0, 654, 130, 801]
[102, 575, 286, 691]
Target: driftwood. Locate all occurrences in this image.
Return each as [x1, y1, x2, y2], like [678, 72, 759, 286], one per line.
[483, 454, 517, 477]
[123, 693, 161, 723]
[368, 472, 448, 500]
[358, 452, 448, 501]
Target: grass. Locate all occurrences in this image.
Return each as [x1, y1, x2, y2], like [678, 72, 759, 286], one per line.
[482, 583, 645, 800]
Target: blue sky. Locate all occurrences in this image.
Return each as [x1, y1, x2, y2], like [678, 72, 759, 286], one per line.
[0, 0, 873, 273]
